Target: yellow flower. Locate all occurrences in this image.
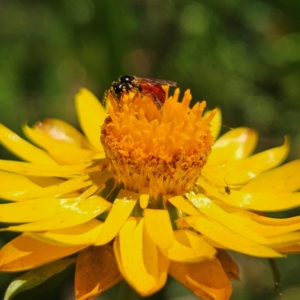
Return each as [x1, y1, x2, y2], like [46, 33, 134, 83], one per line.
[0, 83, 300, 300]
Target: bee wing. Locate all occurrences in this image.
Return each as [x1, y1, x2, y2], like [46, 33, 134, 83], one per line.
[135, 77, 177, 87]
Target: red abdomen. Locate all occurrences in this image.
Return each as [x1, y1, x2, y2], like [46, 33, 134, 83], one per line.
[140, 83, 166, 107]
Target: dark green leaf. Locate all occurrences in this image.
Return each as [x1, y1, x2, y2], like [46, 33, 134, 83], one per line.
[4, 258, 76, 300]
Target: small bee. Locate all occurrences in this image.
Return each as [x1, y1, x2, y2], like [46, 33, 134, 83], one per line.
[225, 186, 231, 195]
[104, 75, 177, 110]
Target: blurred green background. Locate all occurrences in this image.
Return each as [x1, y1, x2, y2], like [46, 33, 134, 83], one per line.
[1, 0, 300, 299]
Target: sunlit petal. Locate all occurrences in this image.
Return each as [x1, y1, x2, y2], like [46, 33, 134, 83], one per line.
[231, 212, 300, 237]
[168, 195, 200, 216]
[0, 159, 92, 176]
[28, 219, 104, 246]
[267, 232, 300, 248]
[75, 88, 106, 150]
[23, 124, 99, 164]
[8, 170, 111, 200]
[139, 193, 149, 209]
[114, 217, 168, 296]
[225, 137, 289, 185]
[0, 235, 85, 272]
[0, 124, 57, 165]
[0, 170, 44, 201]
[185, 216, 283, 257]
[241, 159, 300, 193]
[187, 193, 269, 244]
[0, 197, 74, 223]
[207, 127, 258, 166]
[144, 209, 174, 249]
[31, 118, 92, 149]
[12, 175, 93, 200]
[247, 211, 300, 226]
[1, 173, 98, 202]
[197, 177, 231, 205]
[161, 229, 216, 262]
[2, 196, 111, 232]
[95, 190, 138, 245]
[229, 191, 300, 211]
[204, 108, 222, 141]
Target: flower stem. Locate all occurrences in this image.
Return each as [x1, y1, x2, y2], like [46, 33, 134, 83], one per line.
[268, 258, 282, 296]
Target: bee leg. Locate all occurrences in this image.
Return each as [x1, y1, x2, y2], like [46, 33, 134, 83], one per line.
[127, 86, 142, 107]
[103, 89, 122, 109]
[102, 89, 109, 107]
[150, 92, 164, 111]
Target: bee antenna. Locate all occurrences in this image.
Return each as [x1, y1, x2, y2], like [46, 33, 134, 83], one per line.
[221, 124, 234, 131]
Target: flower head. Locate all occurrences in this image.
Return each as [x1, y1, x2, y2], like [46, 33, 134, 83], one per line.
[1, 81, 300, 300]
[102, 88, 215, 199]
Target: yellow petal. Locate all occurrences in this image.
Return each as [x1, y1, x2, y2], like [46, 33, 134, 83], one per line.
[0, 197, 74, 223]
[250, 211, 300, 226]
[114, 217, 168, 296]
[27, 176, 64, 187]
[161, 229, 216, 262]
[169, 257, 232, 300]
[185, 216, 283, 257]
[32, 118, 92, 149]
[232, 211, 300, 237]
[0, 170, 44, 201]
[75, 88, 106, 150]
[0, 235, 84, 272]
[142, 219, 169, 295]
[229, 191, 300, 211]
[204, 108, 222, 141]
[95, 189, 138, 245]
[207, 127, 258, 166]
[3, 195, 111, 232]
[145, 248, 169, 296]
[12, 170, 111, 200]
[275, 243, 300, 253]
[216, 250, 240, 280]
[187, 193, 269, 244]
[144, 209, 174, 249]
[0, 124, 57, 165]
[75, 245, 122, 300]
[201, 165, 228, 188]
[197, 178, 231, 206]
[27, 219, 104, 246]
[267, 232, 300, 248]
[1, 170, 108, 202]
[139, 194, 149, 209]
[241, 159, 300, 193]
[1, 173, 94, 201]
[12, 175, 94, 200]
[168, 195, 201, 216]
[0, 159, 91, 176]
[23, 124, 98, 164]
[225, 137, 290, 185]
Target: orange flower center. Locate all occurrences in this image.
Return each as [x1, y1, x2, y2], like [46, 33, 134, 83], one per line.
[101, 87, 216, 200]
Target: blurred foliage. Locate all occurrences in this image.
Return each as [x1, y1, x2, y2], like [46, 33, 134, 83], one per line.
[1, 0, 300, 299]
